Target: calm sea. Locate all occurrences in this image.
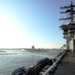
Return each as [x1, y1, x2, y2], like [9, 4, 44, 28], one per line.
[0, 49, 63, 75]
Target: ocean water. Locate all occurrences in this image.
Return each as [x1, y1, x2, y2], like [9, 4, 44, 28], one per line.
[0, 49, 63, 75]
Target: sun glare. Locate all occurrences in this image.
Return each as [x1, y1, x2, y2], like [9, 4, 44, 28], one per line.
[0, 12, 33, 48]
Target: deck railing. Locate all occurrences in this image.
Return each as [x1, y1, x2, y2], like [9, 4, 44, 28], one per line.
[40, 50, 66, 75]
[11, 50, 66, 75]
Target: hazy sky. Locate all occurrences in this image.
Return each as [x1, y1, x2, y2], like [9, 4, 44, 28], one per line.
[0, 0, 75, 48]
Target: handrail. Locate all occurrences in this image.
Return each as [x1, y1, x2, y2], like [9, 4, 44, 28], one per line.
[40, 50, 66, 75]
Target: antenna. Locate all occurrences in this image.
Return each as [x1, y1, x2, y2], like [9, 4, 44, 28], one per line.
[59, 1, 75, 22]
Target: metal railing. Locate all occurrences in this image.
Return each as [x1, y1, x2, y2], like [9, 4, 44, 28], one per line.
[11, 50, 66, 75]
[40, 50, 66, 75]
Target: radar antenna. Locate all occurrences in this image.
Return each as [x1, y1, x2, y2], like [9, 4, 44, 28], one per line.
[59, 1, 75, 22]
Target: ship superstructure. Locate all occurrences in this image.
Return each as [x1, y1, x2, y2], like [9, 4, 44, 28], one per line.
[59, 1, 75, 52]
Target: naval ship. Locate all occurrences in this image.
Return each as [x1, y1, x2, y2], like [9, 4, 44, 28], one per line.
[11, 1, 75, 75]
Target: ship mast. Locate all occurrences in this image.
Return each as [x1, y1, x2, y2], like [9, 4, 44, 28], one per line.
[59, 1, 75, 52]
